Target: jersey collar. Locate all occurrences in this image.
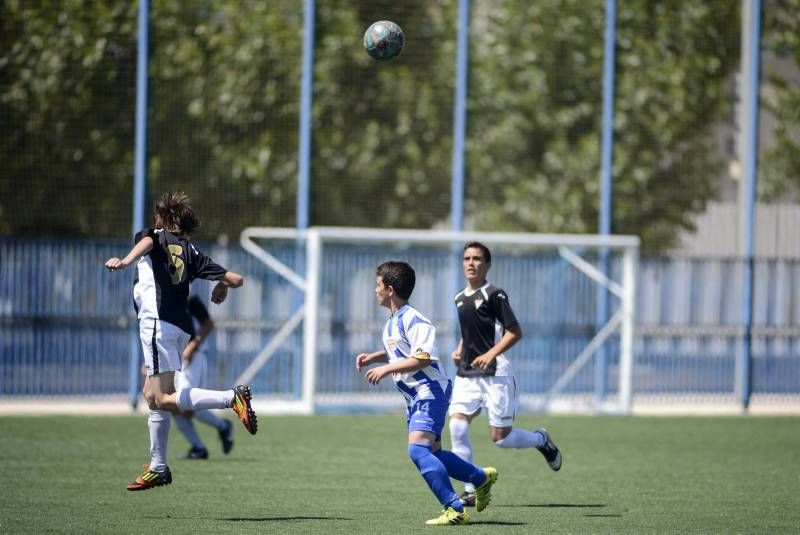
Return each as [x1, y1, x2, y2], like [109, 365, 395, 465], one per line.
[463, 281, 490, 297]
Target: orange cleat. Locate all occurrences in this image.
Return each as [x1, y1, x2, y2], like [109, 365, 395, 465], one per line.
[232, 385, 258, 435]
[127, 465, 172, 491]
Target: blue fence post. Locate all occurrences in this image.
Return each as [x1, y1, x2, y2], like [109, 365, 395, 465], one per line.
[129, 0, 150, 409]
[448, 0, 471, 371]
[596, 0, 617, 402]
[738, 0, 762, 410]
[450, 0, 469, 234]
[297, 0, 315, 231]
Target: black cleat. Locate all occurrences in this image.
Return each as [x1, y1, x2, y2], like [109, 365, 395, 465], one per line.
[182, 446, 209, 460]
[536, 428, 562, 471]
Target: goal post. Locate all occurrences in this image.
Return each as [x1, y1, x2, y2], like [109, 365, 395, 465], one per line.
[239, 226, 639, 415]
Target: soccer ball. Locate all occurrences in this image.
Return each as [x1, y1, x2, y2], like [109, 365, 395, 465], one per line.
[363, 20, 404, 61]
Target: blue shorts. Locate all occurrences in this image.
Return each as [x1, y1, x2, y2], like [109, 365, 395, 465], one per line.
[406, 397, 449, 441]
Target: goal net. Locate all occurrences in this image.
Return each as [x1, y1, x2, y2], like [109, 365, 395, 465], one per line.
[237, 227, 639, 415]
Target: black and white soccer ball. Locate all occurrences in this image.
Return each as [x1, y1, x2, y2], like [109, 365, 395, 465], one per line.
[363, 20, 405, 61]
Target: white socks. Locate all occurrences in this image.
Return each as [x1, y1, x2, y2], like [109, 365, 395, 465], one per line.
[195, 409, 227, 430]
[174, 413, 204, 449]
[176, 388, 234, 411]
[148, 410, 171, 472]
[449, 418, 475, 494]
[495, 428, 545, 449]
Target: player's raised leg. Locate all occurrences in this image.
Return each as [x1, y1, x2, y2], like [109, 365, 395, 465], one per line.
[172, 384, 257, 435]
[534, 428, 562, 471]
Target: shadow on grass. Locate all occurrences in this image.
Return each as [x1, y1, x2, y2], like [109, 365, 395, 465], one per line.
[583, 513, 622, 518]
[495, 503, 607, 508]
[222, 516, 353, 522]
[474, 520, 529, 526]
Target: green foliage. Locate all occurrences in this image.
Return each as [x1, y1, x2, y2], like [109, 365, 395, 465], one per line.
[762, 0, 800, 202]
[468, 1, 739, 251]
[0, 0, 138, 236]
[1, 414, 799, 533]
[2, 0, 787, 252]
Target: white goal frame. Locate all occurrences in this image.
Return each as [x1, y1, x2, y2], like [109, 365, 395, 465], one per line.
[239, 226, 639, 414]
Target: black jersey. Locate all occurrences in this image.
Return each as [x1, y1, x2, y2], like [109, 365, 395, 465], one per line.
[454, 282, 519, 377]
[132, 228, 226, 335]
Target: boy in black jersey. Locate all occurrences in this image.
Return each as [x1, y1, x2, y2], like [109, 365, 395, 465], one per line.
[105, 192, 257, 490]
[448, 242, 562, 505]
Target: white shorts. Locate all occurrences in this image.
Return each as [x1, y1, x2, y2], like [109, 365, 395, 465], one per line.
[139, 318, 190, 376]
[174, 350, 208, 390]
[449, 375, 517, 428]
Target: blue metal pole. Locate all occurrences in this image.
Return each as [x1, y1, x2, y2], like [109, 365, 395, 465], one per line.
[297, 0, 315, 230]
[449, 0, 470, 376]
[596, 0, 616, 402]
[294, 0, 316, 399]
[740, 0, 762, 410]
[450, 0, 470, 233]
[129, 0, 150, 409]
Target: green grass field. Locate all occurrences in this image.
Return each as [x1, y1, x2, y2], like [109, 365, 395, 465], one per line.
[1, 414, 798, 533]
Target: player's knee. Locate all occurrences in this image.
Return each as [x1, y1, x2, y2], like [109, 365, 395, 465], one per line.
[491, 427, 511, 443]
[152, 392, 172, 411]
[407, 443, 432, 466]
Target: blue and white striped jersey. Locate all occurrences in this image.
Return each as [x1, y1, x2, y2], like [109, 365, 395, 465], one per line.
[381, 304, 451, 405]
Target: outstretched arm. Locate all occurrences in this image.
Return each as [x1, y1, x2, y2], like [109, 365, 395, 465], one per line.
[105, 236, 154, 271]
[211, 270, 245, 304]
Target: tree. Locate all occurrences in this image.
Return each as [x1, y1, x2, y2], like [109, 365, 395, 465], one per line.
[466, 0, 740, 252]
[761, 0, 800, 202]
[1, 0, 747, 253]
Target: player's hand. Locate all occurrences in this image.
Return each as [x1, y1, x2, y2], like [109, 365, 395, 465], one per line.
[211, 282, 229, 304]
[365, 365, 388, 385]
[105, 257, 124, 271]
[472, 353, 495, 371]
[355, 353, 371, 371]
[451, 349, 462, 364]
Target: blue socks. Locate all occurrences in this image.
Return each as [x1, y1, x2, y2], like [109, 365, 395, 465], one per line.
[408, 444, 463, 512]
[434, 448, 488, 487]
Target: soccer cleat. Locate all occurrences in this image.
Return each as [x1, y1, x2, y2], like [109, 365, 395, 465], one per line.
[218, 419, 234, 454]
[182, 446, 209, 460]
[126, 465, 172, 491]
[232, 384, 258, 435]
[535, 428, 562, 471]
[474, 466, 498, 512]
[425, 507, 471, 525]
[459, 491, 476, 508]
